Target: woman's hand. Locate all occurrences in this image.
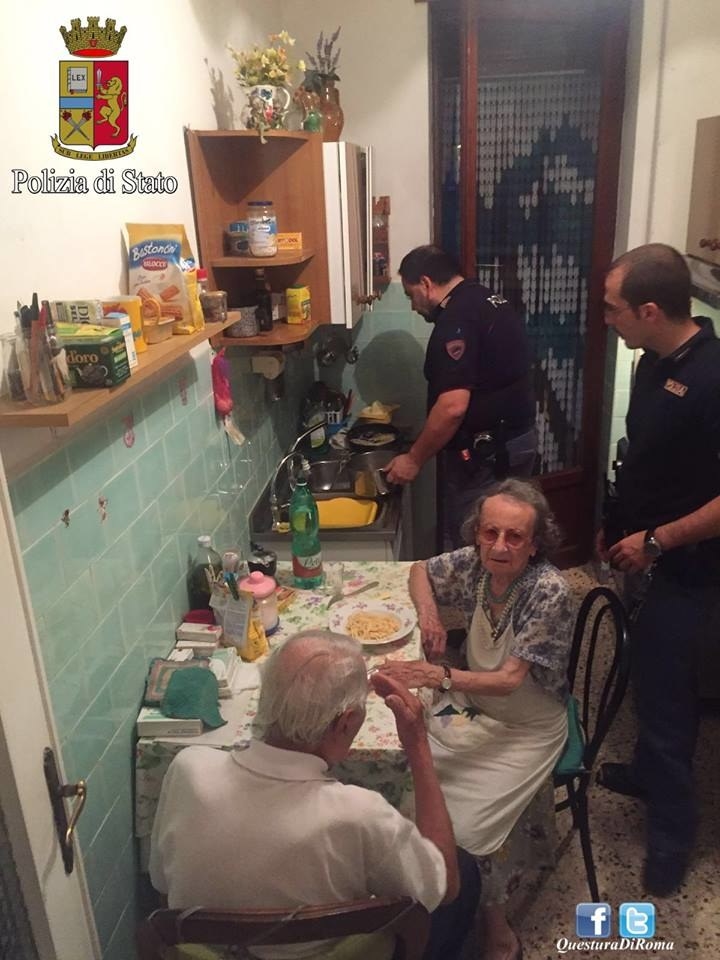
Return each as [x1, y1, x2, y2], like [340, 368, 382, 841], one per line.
[369, 671, 428, 755]
[419, 615, 447, 660]
[377, 658, 440, 690]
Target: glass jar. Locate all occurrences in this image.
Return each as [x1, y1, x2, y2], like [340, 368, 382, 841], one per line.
[247, 200, 278, 257]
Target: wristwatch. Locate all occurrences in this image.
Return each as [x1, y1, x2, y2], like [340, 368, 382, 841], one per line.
[643, 528, 663, 560]
[439, 663, 453, 692]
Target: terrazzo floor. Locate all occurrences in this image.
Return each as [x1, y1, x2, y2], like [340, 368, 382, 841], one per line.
[505, 566, 720, 959]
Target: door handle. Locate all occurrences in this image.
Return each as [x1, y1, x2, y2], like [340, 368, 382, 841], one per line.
[43, 747, 87, 875]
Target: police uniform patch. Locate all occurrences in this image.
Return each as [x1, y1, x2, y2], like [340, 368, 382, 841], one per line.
[487, 294, 508, 308]
[664, 378, 688, 397]
[446, 339, 466, 361]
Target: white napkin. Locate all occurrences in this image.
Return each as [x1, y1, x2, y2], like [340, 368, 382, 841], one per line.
[232, 662, 261, 692]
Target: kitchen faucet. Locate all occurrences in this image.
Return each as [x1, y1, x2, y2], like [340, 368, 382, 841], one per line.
[269, 418, 328, 530]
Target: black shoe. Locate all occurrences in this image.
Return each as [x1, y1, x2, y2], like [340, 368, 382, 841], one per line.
[643, 850, 689, 897]
[597, 762, 647, 800]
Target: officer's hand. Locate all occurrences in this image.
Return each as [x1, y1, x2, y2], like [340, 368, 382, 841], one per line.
[607, 531, 653, 573]
[386, 453, 420, 485]
[595, 529, 610, 562]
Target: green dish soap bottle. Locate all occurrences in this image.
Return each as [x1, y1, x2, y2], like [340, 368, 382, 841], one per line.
[289, 474, 324, 589]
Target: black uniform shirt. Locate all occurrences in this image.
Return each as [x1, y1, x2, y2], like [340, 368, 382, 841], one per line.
[423, 280, 533, 448]
[617, 317, 720, 576]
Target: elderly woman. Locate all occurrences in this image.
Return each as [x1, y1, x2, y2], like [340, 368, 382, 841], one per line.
[379, 478, 573, 960]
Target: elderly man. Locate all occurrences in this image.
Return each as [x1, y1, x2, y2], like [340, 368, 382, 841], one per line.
[150, 630, 480, 959]
[386, 245, 536, 549]
[598, 243, 720, 895]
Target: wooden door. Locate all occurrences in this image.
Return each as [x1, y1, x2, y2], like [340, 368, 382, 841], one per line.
[430, 0, 630, 565]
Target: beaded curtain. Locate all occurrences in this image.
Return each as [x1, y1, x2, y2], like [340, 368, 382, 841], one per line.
[440, 72, 601, 473]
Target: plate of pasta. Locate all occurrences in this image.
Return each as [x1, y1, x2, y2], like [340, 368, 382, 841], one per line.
[328, 601, 417, 646]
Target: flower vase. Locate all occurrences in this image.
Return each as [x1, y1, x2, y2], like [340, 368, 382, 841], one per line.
[243, 84, 291, 132]
[319, 79, 344, 142]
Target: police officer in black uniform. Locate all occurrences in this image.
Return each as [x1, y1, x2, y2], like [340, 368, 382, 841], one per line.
[598, 243, 720, 896]
[386, 245, 536, 548]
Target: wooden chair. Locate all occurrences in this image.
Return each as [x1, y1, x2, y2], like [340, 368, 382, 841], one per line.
[137, 896, 430, 960]
[553, 586, 632, 900]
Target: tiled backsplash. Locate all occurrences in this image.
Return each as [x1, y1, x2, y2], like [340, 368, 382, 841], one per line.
[7, 343, 313, 959]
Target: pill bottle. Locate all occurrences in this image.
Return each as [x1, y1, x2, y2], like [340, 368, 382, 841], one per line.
[237, 570, 279, 635]
[247, 201, 278, 257]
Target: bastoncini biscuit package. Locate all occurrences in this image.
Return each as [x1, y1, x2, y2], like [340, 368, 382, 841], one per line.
[123, 223, 201, 336]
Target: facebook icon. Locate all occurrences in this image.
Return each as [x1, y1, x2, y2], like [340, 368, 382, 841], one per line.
[576, 903, 612, 938]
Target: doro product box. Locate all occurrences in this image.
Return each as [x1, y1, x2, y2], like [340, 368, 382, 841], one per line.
[56, 323, 131, 388]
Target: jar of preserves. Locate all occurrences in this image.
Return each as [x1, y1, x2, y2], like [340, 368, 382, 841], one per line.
[247, 200, 278, 257]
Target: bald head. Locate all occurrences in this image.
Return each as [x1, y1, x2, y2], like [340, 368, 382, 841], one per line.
[255, 631, 368, 748]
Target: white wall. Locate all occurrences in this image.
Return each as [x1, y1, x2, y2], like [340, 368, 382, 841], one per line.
[607, 0, 720, 469]
[276, 0, 430, 270]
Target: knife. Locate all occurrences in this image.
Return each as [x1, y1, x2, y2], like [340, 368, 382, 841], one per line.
[327, 580, 380, 609]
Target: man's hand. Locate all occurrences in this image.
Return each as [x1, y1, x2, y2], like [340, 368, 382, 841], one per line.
[385, 453, 420, 485]
[370, 671, 428, 755]
[608, 530, 653, 573]
[419, 615, 447, 660]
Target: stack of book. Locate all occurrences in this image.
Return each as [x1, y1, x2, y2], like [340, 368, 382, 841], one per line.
[209, 647, 239, 699]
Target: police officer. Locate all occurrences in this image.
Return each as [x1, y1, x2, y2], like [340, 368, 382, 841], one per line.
[386, 245, 536, 548]
[597, 243, 720, 895]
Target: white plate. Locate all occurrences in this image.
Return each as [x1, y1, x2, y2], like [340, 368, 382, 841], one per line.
[328, 600, 417, 646]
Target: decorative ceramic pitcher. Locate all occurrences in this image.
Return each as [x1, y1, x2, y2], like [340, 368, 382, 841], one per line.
[244, 84, 291, 131]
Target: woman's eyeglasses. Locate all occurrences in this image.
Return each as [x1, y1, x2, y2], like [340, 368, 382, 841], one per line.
[477, 526, 529, 549]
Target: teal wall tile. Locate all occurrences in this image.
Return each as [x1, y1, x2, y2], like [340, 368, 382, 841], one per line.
[9, 449, 73, 550]
[104, 903, 136, 960]
[9, 343, 317, 951]
[67, 422, 114, 503]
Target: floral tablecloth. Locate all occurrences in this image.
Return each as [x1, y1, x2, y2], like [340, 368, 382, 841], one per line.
[135, 561, 420, 852]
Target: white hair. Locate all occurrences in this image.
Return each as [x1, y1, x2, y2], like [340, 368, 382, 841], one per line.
[255, 630, 368, 746]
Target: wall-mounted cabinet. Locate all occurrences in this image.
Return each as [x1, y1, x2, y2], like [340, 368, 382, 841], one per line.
[185, 130, 331, 347]
[687, 116, 720, 266]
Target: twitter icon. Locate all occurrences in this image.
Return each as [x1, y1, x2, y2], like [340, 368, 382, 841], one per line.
[619, 902, 655, 938]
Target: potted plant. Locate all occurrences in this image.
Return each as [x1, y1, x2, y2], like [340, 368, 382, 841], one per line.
[303, 27, 344, 141]
[228, 31, 305, 137]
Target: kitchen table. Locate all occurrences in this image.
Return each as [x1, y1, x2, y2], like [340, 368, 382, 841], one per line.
[135, 561, 421, 868]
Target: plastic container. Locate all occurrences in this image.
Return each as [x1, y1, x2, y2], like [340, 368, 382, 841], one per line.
[247, 200, 278, 257]
[289, 477, 324, 589]
[227, 307, 259, 338]
[188, 535, 223, 609]
[237, 570, 279, 635]
[286, 285, 311, 324]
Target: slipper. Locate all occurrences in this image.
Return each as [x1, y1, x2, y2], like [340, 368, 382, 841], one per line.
[597, 761, 646, 800]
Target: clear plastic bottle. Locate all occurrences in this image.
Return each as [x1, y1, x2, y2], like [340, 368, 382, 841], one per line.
[289, 477, 324, 589]
[188, 535, 223, 609]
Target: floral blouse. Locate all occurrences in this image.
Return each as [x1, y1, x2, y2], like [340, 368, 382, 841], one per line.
[425, 547, 574, 702]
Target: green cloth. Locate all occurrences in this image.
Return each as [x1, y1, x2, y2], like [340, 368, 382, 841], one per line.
[554, 695, 586, 777]
[161, 667, 226, 730]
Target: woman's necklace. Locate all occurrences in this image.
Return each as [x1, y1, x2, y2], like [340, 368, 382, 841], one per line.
[478, 570, 523, 643]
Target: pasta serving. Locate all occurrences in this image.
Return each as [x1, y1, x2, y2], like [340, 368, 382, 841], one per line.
[345, 611, 402, 643]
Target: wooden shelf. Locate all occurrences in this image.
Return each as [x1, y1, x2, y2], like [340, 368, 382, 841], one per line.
[212, 249, 316, 269]
[212, 312, 320, 349]
[0, 318, 237, 428]
[191, 130, 312, 142]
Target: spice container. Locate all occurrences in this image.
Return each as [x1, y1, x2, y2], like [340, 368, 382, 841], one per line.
[227, 307, 259, 338]
[247, 200, 278, 257]
[237, 570, 279, 635]
[200, 290, 228, 324]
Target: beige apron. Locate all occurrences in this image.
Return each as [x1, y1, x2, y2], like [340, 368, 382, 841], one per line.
[428, 599, 567, 856]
